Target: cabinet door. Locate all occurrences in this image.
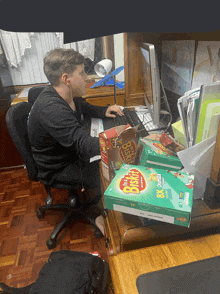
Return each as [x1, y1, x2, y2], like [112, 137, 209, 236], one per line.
[0, 110, 24, 168]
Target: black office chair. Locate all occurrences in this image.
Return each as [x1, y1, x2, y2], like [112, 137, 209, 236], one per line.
[28, 85, 47, 105]
[6, 101, 103, 249]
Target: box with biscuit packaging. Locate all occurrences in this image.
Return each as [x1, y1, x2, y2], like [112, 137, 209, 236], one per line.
[136, 136, 183, 171]
[104, 164, 194, 227]
[99, 124, 138, 182]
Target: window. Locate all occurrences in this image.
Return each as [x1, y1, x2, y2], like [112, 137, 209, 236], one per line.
[84, 37, 104, 75]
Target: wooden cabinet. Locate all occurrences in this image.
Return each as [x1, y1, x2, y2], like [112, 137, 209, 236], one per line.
[0, 79, 24, 169]
[85, 95, 124, 107]
[83, 83, 125, 106]
[102, 193, 220, 256]
[103, 209, 121, 255]
[123, 33, 145, 106]
[0, 110, 24, 169]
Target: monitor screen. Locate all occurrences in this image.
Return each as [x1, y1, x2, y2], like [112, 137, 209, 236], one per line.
[140, 43, 161, 125]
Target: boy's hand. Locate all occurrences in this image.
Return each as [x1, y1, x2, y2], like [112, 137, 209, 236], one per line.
[105, 105, 124, 118]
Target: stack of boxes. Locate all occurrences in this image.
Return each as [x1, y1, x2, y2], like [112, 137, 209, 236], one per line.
[100, 129, 195, 227]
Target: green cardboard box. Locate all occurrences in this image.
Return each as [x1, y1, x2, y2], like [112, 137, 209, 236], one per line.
[104, 164, 194, 227]
[137, 137, 183, 171]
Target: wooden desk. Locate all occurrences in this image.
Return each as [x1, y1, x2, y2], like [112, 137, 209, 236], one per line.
[108, 233, 220, 294]
[100, 170, 220, 256]
[11, 82, 125, 107]
[11, 87, 31, 105]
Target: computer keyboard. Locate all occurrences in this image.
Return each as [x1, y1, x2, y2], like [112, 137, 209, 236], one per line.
[136, 111, 166, 132]
[90, 108, 167, 138]
[102, 109, 149, 138]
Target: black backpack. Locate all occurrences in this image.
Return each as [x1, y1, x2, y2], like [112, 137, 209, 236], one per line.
[0, 250, 109, 294]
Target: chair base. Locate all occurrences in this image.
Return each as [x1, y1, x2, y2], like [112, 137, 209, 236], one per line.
[37, 203, 103, 249]
[37, 185, 103, 249]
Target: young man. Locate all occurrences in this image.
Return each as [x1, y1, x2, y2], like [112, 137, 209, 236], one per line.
[27, 48, 123, 236]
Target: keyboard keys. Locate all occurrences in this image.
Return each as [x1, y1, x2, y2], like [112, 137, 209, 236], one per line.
[103, 109, 149, 138]
[90, 108, 166, 138]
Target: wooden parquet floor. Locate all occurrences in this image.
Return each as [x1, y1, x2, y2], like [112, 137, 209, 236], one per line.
[0, 167, 110, 290]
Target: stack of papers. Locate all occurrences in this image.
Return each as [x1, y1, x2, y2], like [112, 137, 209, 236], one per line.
[194, 81, 220, 144]
[176, 81, 220, 199]
[177, 88, 200, 147]
[177, 81, 220, 147]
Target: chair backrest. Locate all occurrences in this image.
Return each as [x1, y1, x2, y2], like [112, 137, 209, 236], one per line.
[6, 101, 38, 181]
[28, 85, 47, 105]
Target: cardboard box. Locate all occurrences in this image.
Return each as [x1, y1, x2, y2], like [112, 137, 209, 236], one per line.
[99, 124, 138, 182]
[172, 120, 187, 147]
[104, 164, 194, 227]
[159, 132, 185, 153]
[137, 137, 183, 171]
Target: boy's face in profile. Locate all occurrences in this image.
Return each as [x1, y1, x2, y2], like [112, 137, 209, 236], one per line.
[68, 64, 88, 97]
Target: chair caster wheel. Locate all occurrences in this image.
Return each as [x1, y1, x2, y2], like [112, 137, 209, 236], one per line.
[94, 228, 103, 239]
[46, 238, 57, 249]
[37, 210, 45, 219]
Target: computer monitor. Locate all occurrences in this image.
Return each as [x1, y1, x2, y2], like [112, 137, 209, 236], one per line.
[140, 42, 161, 125]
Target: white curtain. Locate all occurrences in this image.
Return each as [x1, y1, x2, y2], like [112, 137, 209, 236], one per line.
[0, 30, 35, 68]
[0, 30, 95, 86]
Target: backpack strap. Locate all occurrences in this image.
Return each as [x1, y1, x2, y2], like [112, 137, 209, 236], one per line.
[99, 260, 110, 294]
[90, 259, 110, 294]
[0, 282, 35, 294]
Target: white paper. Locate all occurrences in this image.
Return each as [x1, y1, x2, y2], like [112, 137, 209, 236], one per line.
[191, 143, 215, 177]
[177, 135, 216, 174]
[178, 135, 216, 200]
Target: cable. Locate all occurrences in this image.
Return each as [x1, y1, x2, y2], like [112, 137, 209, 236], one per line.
[160, 110, 172, 133]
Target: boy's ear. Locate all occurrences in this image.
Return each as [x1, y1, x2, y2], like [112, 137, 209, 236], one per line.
[61, 73, 70, 85]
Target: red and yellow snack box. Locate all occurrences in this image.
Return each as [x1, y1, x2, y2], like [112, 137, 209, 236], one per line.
[99, 124, 138, 182]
